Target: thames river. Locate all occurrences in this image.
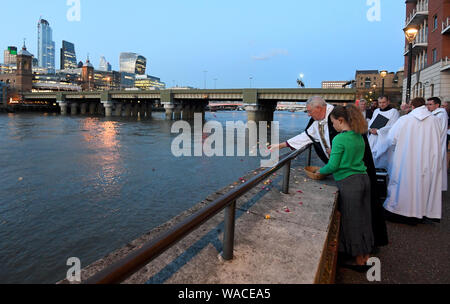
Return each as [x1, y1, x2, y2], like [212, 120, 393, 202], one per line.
[0, 110, 310, 284]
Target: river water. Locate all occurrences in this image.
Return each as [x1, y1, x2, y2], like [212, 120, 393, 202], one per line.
[0, 111, 310, 284]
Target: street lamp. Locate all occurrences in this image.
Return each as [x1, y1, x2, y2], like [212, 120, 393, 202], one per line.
[404, 25, 419, 104]
[249, 76, 253, 88]
[380, 70, 388, 97]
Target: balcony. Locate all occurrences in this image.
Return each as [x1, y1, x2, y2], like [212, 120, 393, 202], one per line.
[442, 17, 450, 34]
[441, 57, 450, 72]
[405, 0, 429, 27]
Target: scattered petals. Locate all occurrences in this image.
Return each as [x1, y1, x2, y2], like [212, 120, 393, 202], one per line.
[297, 191, 303, 194]
[265, 215, 271, 220]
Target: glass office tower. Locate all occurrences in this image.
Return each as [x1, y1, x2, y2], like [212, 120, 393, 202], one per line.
[37, 18, 56, 73]
[119, 52, 147, 75]
[99, 56, 112, 72]
[60, 41, 77, 70]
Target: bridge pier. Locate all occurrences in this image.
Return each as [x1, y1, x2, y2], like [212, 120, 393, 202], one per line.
[71, 103, 78, 116]
[137, 103, 146, 118]
[245, 103, 276, 124]
[88, 103, 96, 115]
[102, 101, 113, 117]
[145, 102, 153, 119]
[58, 101, 68, 115]
[165, 104, 175, 120]
[114, 103, 122, 117]
[80, 103, 87, 115]
[182, 104, 195, 121]
[123, 103, 132, 117]
[173, 105, 182, 120]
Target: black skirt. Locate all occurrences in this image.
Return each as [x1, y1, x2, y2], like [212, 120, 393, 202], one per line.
[336, 174, 375, 257]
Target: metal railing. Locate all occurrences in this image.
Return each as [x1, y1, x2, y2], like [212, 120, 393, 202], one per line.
[443, 17, 450, 33]
[405, 0, 429, 26]
[84, 144, 313, 284]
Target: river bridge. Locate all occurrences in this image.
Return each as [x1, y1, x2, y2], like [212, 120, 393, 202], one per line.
[22, 88, 356, 122]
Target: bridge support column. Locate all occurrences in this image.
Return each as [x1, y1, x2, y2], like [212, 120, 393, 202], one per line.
[245, 105, 264, 123]
[194, 103, 206, 123]
[165, 104, 175, 120]
[89, 103, 96, 115]
[173, 105, 182, 120]
[102, 101, 113, 117]
[131, 103, 139, 117]
[58, 101, 68, 115]
[71, 103, 78, 115]
[146, 102, 153, 119]
[80, 103, 87, 115]
[114, 103, 122, 117]
[182, 104, 195, 121]
[137, 103, 146, 118]
[123, 103, 132, 117]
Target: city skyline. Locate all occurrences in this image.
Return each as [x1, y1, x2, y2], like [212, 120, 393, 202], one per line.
[1, 0, 405, 88]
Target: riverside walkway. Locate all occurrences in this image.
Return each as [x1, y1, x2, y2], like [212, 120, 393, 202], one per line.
[337, 182, 450, 284]
[65, 152, 340, 284]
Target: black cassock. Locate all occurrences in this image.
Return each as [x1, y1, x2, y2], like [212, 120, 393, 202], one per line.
[305, 117, 389, 248]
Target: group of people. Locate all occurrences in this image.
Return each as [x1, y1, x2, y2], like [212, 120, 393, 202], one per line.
[269, 95, 447, 270]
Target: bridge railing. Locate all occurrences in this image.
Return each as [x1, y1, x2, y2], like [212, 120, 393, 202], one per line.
[84, 144, 313, 284]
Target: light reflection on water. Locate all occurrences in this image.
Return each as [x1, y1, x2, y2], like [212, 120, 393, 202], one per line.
[0, 111, 309, 284]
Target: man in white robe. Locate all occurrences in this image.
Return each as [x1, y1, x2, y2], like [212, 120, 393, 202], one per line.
[375, 98, 443, 220]
[427, 97, 448, 192]
[368, 96, 400, 169]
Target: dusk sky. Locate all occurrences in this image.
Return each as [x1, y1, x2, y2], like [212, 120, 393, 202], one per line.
[1, 0, 406, 88]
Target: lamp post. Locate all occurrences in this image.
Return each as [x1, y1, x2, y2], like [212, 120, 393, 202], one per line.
[404, 25, 419, 104]
[380, 70, 387, 97]
[249, 76, 253, 88]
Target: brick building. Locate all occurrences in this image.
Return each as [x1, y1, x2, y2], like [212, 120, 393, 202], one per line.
[355, 69, 405, 103]
[0, 44, 33, 94]
[403, 0, 450, 102]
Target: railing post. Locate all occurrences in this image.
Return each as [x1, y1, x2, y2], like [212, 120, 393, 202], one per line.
[282, 160, 291, 194]
[307, 145, 312, 167]
[222, 200, 236, 261]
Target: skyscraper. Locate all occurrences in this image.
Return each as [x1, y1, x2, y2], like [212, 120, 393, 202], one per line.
[37, 18, 55, 73]
[99, 56, 112, 72]
[60, 40, 77, 70]
[4, 46, 17, 65]
[119, 52, 147, 75]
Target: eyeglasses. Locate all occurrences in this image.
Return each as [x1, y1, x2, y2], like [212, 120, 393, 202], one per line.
[426, 103, 436, 106]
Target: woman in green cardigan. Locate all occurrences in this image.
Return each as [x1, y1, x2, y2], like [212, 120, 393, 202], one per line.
[318, 105, 374, 267]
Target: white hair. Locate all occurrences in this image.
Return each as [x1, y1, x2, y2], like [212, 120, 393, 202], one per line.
[306, 96, 327, 108]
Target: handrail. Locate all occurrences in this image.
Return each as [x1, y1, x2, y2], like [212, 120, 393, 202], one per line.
[84, 144, 313, 284]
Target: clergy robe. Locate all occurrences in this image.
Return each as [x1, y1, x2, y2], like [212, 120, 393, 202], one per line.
[376, 106, 443, 220]
[368, 106, 400, 170]
[287, 104, 389, 247]
[432, 108, 448, 192]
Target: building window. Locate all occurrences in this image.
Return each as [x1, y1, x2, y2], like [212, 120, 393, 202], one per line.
[434, 15, 438, 30]
[430, 84, 435, 97]
[432, 48, 437, 63]
[364, 77, 371, 88]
